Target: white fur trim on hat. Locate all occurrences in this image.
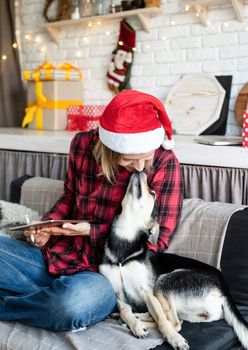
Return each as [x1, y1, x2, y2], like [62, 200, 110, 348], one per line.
[99, 125, 165, 154]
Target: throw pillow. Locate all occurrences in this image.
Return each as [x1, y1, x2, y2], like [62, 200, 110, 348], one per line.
[0, 200, 40, 239]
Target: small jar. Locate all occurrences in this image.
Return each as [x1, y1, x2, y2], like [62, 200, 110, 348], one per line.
[71, 0, 81, 19]
[79, 0, 94, 17]
[94, 0, 110, 15]
[121, 0, 134, 11]
[110, 0, 122, 13]
[102, 0, 111, 14]
[132, 0, 145, 8]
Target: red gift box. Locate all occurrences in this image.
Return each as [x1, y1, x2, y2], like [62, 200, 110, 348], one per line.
[67, 105, 106, 131]
[243, 110, 248, 148]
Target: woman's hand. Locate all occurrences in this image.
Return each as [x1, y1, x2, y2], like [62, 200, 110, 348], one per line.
[24, 222, 90, 247]
[43, 222, 91, 236]
[24, 222, 52, 247]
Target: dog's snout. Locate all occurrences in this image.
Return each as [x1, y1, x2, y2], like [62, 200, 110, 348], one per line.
[139, 171, 147, 183]
[131, 172, 140, 181]
[130, 171, 147, 184]
[127, 172, 148, 199]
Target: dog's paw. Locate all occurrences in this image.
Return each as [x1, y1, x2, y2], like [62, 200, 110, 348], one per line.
[131, 320, 149, 338]
[167, 333, 189, 350]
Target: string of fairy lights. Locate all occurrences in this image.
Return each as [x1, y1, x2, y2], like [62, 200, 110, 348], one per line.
[181, 2, 248, 28]
[22, 28, 118, 59]
[1, 0, 21, 64]
[1, 43, 18, 62]
[1, 20, 119, 62]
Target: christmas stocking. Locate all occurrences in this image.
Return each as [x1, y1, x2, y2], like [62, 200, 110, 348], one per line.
[107, 20, 136, 94]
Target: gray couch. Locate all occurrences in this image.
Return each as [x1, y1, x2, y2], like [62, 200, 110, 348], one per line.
[0, 176, 247, 350]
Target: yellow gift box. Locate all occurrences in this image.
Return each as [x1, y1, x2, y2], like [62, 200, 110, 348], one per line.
[22, 62, 83, 130]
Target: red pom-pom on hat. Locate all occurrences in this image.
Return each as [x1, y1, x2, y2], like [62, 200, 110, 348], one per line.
[99, 90, 174, 154]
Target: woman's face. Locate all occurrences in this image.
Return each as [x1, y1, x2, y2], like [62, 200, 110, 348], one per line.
[118, 150, 155, 172]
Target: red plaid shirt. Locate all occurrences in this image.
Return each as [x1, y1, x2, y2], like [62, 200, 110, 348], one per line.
[42, 130, 184, 276]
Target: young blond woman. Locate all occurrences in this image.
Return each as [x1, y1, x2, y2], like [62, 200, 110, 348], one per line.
[0, 90, 184, 331]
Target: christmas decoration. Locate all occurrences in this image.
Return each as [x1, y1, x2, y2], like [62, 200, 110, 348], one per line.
[23, 62, 82, 81]
[22, 62, 83, 130]
[99, 90, 174, 153]
[43, 0, 73, 22]
[243, 109, 248, 148]
[67, 105, 106, 131]
[107, 20, 136, 94]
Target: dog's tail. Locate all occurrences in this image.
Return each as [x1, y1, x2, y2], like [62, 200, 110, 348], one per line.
[223, 296, 248, 349]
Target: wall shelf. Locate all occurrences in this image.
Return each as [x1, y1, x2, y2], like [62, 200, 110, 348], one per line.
[182, 0, 245, 26]
[40, 7, 163, 43]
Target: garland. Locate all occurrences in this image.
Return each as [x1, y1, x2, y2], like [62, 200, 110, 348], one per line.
[43, 0, 73, 22]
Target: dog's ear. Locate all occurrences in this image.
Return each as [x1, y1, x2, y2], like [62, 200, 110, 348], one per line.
[151, 201, 158, 220]
[147, 200, 159, 244]
[148, 219, 160, 245]
[150, 222, 160, 235]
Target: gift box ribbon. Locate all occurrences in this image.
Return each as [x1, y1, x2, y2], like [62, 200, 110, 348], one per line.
[22, 81, 83, 130]
[23, 61, 83, 81]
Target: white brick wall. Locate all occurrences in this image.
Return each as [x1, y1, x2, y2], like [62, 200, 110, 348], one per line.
[19, 0, 248, 135]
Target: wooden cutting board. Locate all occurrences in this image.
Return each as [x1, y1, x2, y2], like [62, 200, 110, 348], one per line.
[164, 73, 225, 135]
[235, 83, 248, 126]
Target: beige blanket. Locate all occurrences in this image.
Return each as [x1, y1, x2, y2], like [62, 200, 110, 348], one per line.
[167, 198, 245, 269]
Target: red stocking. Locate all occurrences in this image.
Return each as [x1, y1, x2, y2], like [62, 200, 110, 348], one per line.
[107, 20, 136, 94]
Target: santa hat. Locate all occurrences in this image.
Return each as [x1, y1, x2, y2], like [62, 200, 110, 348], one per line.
[99, 90, 174, 154]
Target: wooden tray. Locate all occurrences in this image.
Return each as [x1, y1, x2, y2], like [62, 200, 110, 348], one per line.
[235, 82, 248, 126]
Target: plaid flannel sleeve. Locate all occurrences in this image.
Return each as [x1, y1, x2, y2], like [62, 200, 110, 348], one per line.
[89, 223, 110, 248]
[42, 138, 77, 220]
[148, 154, 184, 252]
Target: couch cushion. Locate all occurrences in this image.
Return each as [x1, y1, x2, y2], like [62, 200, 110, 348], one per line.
[149, 319, 239, 350]
[0, 200, 40, 239]
[10, 175, 33, 203]
[221, 208, 248, 307]
[20, 177, 64, 215]
[167, 198, 245, 268]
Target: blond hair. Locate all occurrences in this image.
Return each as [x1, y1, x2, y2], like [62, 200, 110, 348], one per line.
[93, 140, 122, 183]
[93, 140, 154, 183]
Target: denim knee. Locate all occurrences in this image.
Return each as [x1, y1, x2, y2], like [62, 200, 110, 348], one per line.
[46, 272, 117, 331]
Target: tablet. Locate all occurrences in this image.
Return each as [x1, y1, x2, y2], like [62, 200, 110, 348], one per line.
[9, 220, 84, 231]
[194, 136, 242, 146]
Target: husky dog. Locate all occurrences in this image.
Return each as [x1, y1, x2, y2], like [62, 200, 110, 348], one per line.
[99, 171, 248, 350]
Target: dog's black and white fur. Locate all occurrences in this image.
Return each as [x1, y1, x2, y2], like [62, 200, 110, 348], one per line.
[99, 171, 248, 350]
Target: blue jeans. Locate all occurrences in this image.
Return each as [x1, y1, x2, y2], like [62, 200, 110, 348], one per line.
[0, 236, 116, 331]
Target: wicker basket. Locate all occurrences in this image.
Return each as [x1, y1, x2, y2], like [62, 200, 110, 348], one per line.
[144, 0, 160, 7]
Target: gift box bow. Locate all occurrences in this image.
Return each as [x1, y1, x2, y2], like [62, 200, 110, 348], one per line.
[23, 61, 82, 81]
[22, 81, 83, 130]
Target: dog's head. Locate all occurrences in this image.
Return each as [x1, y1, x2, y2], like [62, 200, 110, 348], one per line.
[121, 171, 159, 237]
